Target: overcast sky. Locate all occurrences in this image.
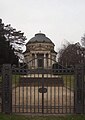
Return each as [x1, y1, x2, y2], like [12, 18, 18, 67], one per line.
[0, 0, 85, 51]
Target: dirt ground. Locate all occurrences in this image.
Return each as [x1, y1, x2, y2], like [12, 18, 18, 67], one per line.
[12, 86, 74, 113]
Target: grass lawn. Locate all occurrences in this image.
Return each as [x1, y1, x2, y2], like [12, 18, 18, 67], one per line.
[0, 114, 85, 120]
[62, 75, 75, 89]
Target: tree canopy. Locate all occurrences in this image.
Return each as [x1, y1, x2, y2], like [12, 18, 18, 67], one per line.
[4, 24, 27, 60]
[81, 34, 85, 47]
[58, 42, 85, 67]
[0, 18, 27, 66]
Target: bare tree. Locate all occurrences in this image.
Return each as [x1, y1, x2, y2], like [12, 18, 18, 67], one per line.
[81, 34, 85, 47]
[58, 42, 85, 66]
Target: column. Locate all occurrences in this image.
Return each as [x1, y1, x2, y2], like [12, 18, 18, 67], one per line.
[48, 54, 51, 68]
[27, 55, 30, 68]
[35, 54, 37, 68]
[52, 55, 54, 65]
[44, 54, 46, 68]
[52, 54, 56, 65]
[30, 54, 32, 68]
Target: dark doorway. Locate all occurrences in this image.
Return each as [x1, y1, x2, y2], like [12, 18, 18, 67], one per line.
[37, 54, 44, 68]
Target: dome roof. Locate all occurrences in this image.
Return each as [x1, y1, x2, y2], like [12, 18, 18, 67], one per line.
[27, 33, 54, 45]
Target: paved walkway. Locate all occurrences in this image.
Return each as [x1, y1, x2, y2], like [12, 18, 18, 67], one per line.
[12, 86, 74, 113]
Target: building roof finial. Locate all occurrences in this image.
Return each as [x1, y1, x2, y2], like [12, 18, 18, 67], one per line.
[39, 30, 41, 33]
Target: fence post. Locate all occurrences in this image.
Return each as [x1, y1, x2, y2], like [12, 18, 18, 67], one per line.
[75, 64, 84, 114]
[2, 64, 12, 114]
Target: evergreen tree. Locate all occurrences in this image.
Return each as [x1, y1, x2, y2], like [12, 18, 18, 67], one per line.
[0, 19, 18, 66]
[4, 24, 27, 61]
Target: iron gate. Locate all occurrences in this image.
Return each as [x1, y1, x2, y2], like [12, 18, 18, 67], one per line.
[1, 57, 85, 114]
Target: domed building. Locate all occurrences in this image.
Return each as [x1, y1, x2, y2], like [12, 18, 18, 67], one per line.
[24, 33, 57, 69]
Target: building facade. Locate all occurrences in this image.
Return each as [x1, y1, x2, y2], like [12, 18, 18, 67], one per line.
[24, 33, 57, 69]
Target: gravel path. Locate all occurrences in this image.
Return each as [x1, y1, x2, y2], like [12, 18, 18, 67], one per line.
[12, 86, 74, 113]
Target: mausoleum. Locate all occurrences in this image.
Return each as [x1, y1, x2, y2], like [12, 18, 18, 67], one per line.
[24, 33, 57, 69]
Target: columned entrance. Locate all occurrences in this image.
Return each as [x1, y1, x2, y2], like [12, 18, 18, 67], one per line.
[32, 53, 52, 69]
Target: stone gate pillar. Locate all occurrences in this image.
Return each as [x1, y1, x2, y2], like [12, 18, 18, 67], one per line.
[75, 64, 84, 114]
[2, 64, 12, 114]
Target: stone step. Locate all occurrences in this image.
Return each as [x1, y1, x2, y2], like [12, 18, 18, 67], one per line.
[19, 77, 64, 86]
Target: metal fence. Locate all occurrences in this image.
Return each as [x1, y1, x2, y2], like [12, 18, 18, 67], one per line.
[11, 68, 74, 114]
[0, 59, 85, 114]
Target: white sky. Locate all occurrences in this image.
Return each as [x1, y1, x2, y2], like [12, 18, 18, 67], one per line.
[0, 0, 85, 51]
